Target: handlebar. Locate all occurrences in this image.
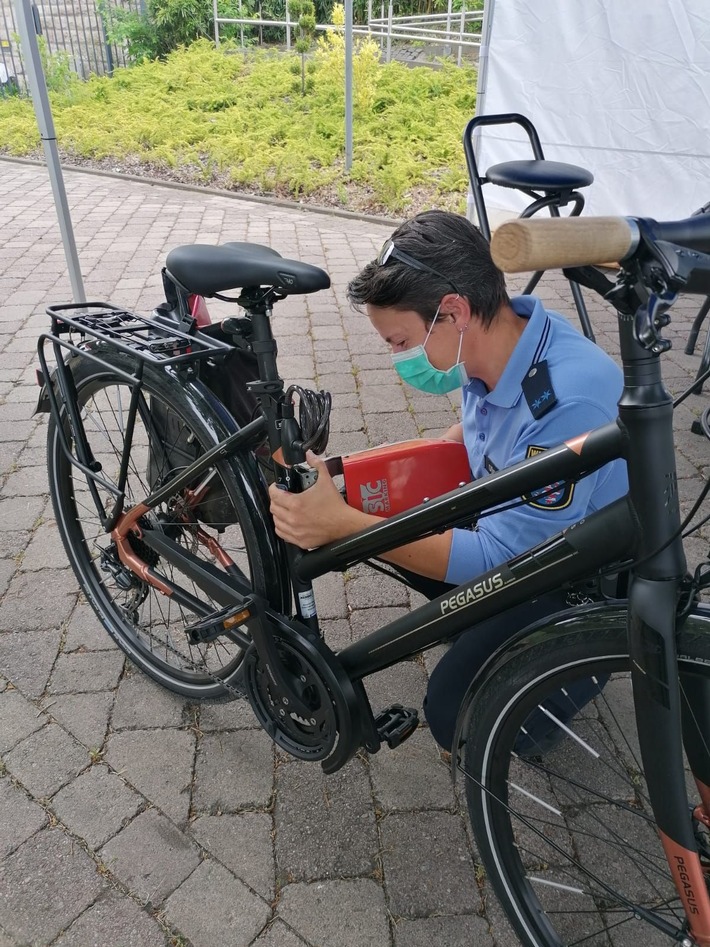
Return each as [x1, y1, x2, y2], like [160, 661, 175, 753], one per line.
[490, 217, 638, 272]
[490, 213, 710, 278]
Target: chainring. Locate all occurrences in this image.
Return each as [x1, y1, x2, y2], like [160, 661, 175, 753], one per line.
[242, 625, 361, 766]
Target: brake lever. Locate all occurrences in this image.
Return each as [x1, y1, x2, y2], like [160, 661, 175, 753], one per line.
[631, 220, 710, 353]
[634, 287, 677, 355]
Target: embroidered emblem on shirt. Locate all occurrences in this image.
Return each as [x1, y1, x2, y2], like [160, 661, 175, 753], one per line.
[522, 360, 558, 419]
[522, 445, 575, 510]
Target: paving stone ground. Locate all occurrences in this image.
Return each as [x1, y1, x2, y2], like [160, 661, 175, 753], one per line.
[0, 160, 708, 946]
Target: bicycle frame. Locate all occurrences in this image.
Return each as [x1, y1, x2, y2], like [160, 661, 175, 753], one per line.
[38, 221, 710, 944]
[115, 419, 634, 663]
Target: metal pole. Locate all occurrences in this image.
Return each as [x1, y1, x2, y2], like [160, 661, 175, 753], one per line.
[89, 0, 107, 74]
[457, 1, 465, 67]
[14, 0, 85, 303]
[213, 0, 220, 46]
[96, 3, 114, 76]
[474, 0, 495, 144]
[445, 0, 451, 57]
[386, 0, 392, 63]
[379, 1, 383, 51]
[285, 0, 290, 50]
[367, 0, 371, 33]
[344, 0, 353, 172]
[75, 0, 95, 77]
[239, 0, 244, 47]
[467, 0, 496, 223]
[53, 0, 81, 76]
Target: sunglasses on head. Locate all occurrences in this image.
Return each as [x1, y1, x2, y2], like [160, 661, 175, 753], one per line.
[377, 239, 461, 297]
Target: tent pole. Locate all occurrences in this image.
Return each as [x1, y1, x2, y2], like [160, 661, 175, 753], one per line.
[15, 0, 85, 303]
[344, 0, 353, 171]
[467, 0, 495, 223]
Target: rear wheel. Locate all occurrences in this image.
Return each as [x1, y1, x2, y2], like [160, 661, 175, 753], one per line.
[461, 614, 710, 946]
[47, 350, 287, 700]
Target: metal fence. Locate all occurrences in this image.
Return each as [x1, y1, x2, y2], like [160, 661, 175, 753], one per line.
[0, 0, 141, 92]
[213, 0, 482, 64]
[0, 0, 480, 94]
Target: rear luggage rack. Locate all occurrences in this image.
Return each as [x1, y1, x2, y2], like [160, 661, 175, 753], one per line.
[45, 301, 232, 369]
[38, 301, 235, 532]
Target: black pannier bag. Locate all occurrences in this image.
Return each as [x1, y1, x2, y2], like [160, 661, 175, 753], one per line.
[146, 274, 273, 530]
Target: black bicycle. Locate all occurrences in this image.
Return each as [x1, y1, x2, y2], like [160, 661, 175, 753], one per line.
[37, 212, 710, 946]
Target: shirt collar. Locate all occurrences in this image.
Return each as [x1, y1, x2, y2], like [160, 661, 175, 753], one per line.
[467, 295, 551, 408]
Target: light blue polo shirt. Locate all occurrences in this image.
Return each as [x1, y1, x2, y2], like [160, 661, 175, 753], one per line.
[445, 295, 628, 585]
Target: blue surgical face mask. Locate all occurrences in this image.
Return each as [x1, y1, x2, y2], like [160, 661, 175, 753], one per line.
[391, 308, 468, 395]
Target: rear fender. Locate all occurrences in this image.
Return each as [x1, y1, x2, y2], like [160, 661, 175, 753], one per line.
[162, 364, 290, 615]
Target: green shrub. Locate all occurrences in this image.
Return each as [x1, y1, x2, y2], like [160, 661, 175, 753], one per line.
[101, 0, 251, 60]
[37, 38, 80, 95]
[0, 36, 475, 214]
[289, 0, 316, 95]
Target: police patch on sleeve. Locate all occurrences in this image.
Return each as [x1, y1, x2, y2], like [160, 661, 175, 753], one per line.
[522, 445, 575, 510]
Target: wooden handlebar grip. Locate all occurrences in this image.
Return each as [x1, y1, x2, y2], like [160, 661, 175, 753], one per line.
[490, 217, 636, 273]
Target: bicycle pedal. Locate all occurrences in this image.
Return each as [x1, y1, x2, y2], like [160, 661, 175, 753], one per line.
[185, 601, 253, 644]
[374, 704, 419, 749]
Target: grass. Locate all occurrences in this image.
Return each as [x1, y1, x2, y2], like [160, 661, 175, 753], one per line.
[0, 29, 476, 216]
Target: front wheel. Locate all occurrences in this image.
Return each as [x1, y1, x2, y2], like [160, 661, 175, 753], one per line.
[461, 610, 710, 947]
[47, 350, 288, 700]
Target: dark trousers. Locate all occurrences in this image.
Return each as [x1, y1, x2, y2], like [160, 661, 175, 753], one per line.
[395, 567, 569, 751]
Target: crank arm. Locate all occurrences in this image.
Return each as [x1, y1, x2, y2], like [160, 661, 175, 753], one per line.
[143, 567, 251, 651]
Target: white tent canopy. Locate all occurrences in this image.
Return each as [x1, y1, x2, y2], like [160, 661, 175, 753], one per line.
[475, 0, 710, 223]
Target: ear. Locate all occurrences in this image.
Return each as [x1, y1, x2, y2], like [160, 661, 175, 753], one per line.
[440, 293, 474, 332]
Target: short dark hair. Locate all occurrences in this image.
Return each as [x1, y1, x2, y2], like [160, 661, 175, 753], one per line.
[347, 210, 509, 328]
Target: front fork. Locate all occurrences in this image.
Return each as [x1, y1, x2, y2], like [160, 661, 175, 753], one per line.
[619, 295, 710, 941]
[629, 575, 710, 944]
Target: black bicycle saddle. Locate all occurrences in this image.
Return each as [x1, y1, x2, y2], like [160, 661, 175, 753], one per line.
[166, 242, 331, 297]
[486, 160, 594, 192]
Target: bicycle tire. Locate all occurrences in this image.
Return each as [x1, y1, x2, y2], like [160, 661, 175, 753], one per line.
[461, 608, 710, 947]
[47, 349, 288, 700]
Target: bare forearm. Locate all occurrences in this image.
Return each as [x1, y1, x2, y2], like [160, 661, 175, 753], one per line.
[379, 531, 453, 580]
[269, 454, 452, 581]
[294, 506, 451, 582]
[335, 506, 452, 581]
[440, 421, 464, 443]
